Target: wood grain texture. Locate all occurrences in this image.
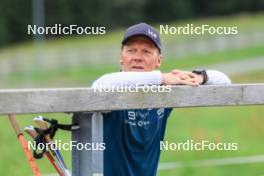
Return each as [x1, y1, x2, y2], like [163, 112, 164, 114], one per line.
[0, 84, 263, 114]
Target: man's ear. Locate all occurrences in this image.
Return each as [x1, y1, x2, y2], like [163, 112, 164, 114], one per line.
[155, 54, 162, 69]
[119, 52, 124, 65]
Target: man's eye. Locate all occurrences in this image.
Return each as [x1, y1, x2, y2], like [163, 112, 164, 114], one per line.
[144, 50, 151, 54]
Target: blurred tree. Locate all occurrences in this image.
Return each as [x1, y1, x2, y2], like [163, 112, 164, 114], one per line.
[109, 0, 147, 26]
[144, 0, 195, 22]
[45, 0, 75, 26]
[0, 0, 264, 46]
[194, 0, 240, 16]
[0, 0, 31, 45]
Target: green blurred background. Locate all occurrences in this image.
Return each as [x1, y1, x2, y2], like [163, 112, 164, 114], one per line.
[0, 0, 264, 175]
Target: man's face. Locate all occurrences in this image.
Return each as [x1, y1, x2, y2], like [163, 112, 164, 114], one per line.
[120, 36, 162, 72]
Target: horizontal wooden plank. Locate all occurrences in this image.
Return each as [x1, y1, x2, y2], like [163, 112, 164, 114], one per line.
[0, 84, 263, 115]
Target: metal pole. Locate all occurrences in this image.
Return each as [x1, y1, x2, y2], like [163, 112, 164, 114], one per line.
[72, 112, 104, 176]
[32, 0, 45, 41]
[31, 0, 45, 81]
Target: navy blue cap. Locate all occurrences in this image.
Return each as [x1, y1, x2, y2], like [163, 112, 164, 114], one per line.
[122, 23, 162, 53]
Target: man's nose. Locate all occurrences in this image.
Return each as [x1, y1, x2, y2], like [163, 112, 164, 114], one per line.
[132, 52, 143, 62]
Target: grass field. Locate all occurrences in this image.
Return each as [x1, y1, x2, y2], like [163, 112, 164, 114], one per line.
[4, 44, 264, 89]
[0, 14, 263, 176]
[160, 106, 264, 176]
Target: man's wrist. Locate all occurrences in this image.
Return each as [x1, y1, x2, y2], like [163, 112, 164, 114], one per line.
[196, 74, 204, 85]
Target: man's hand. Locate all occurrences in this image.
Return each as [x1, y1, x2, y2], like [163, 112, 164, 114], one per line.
[172, 69, 204, 84]
[162, 72, 198, 86]
[162, 69, 204, 86]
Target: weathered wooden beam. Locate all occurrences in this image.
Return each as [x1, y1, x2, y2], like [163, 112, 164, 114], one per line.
[0, 84, 263, 115]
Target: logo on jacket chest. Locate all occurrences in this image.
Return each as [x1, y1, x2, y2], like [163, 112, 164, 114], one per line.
[125, 109, 165, 127]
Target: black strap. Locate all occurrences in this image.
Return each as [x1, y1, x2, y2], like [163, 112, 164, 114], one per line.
[42, 118, 79, 139]
[32, 117, 79, 159]
[33, 128, 47, 159]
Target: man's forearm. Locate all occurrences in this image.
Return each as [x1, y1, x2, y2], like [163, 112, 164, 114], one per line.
[91, 69, 231, 88]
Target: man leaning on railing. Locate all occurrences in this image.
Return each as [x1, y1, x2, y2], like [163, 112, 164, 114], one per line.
[91, 23, 231, 176]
